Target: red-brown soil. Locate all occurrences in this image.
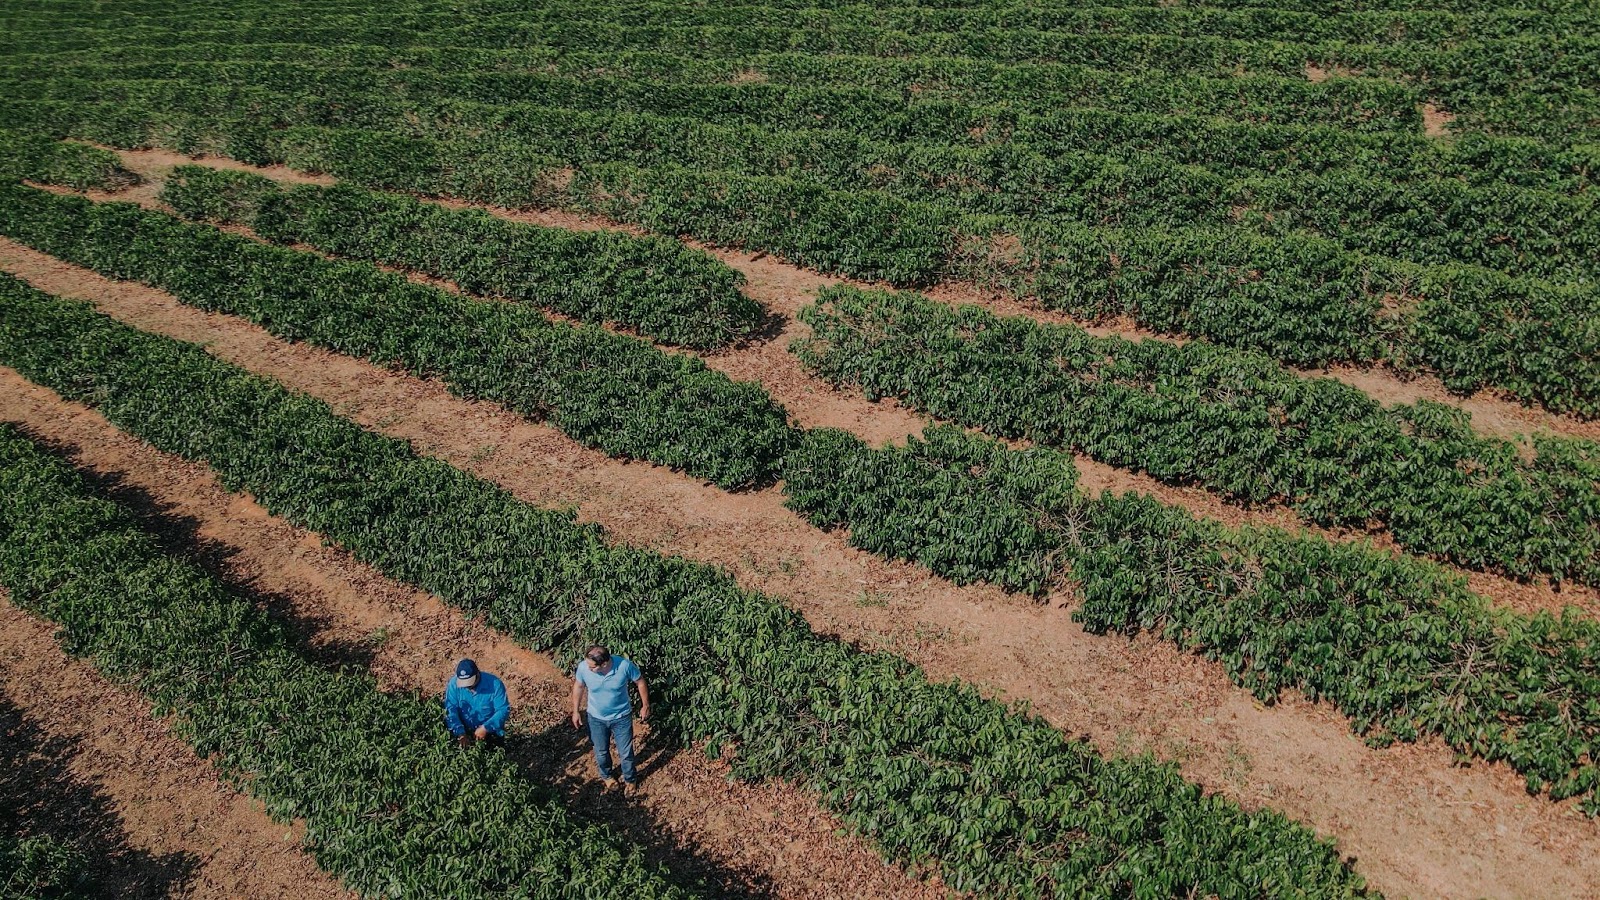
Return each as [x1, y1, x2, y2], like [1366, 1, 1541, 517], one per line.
[0, 369, 943, 900]
[1421, 102, 1458, 138]
[5, 238, 1600, 898]
[0, 600, 352, 900]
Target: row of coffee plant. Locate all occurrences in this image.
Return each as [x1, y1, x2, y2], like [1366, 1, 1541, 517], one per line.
[8, 89, 1595, 415]
[483, 1, 1594, 44]
[0, 276, 1372, 898]
[6, 0, 1595, 142]
[780, 424, 1600, 813]
[89, 65, 1576, 279]
[14, 0, 1588, 47]
[149, 171, 1600, 576]
[14, 49, 1595, 195]
[30, 62, 1599, 278]
[0, 128, 134, 190]
[0, 47, 1431, 134]
[9, 71, 1593, 288]
[796, 285, 1600, 585]
[0, 422, 693, 899]
[151, 156, 1558, 413]
[17, 2, 1597, 118]
[159, 166, 761, 349]
[0, 182, 793, 488]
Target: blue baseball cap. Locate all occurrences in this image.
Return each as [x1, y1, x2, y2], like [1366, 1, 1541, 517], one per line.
[455, 659, 480, 687]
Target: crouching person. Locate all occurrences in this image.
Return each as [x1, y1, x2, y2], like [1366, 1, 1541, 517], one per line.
[571, 645, 649, 795]
[445, 658, 510, 748]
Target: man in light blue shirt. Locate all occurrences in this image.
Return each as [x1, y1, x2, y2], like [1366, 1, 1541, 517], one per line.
[445, 658, 511, 749]
[571, 645, 650, 795]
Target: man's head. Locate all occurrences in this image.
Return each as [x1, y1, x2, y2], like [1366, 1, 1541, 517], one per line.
[455, 658, 480, 689]
[584, 645, 612, 673]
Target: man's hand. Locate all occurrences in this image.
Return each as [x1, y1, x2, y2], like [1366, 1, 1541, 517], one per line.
[638, 704, 650, 723]
[571, 710, 582, 729]
[474, 725, 489, 740]
[457, 733, 473, 749]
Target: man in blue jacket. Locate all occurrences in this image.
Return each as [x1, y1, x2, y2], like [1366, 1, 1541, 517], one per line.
[445, 659, 511, 748]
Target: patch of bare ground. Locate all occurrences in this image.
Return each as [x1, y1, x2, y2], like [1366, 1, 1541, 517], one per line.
[1421, 102, 1458, 138]
[102, 149, 1597, 446]
[0, 373, 945, 900]
[1305, 61, 1359, 83]
[0, 600, 352, 900]
[6, 243, 1600, 898]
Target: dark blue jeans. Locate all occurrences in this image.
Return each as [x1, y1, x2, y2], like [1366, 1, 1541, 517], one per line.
[587, 714, 637, 783]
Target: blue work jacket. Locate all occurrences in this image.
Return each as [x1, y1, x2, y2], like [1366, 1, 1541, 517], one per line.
[444, 672, 511, 736]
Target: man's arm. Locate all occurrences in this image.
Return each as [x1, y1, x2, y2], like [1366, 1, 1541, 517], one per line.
[634, 676, 650, 722]
[570, 674, 586, 727]
[443, 684, 466, 736]
[484, 678, 511, 733]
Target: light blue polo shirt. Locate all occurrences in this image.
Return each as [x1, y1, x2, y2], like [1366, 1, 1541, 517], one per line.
[575, 657, 640, 721]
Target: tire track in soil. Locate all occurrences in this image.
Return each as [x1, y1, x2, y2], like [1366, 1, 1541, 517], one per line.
[4, 239, 1599, 898]
[0, 599, 353, 900]
[0, 372, 947, 900]
[50, 157, 1600, 621]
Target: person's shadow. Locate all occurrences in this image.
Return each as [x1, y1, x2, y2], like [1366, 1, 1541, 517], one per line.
[505, 718, 778, 900]
[0, 699, 200, 898]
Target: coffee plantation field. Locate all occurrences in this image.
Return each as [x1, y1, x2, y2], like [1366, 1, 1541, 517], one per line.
[3, 0, 1599, 898]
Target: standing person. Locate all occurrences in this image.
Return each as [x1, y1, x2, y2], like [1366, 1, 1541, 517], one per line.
[445, 658, 511, 748]
[571, 645, 649, 795]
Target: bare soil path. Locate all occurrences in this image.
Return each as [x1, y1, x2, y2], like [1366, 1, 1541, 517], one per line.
[0, 370, 944, 900]
[0, 599, 353, 900]
[5, 238, 1598, 898]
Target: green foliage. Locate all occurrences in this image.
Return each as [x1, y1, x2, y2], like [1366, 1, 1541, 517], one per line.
[0, 182, 794, 488]
[160, 165, 761, 350]
[5, 49, 1595, 413]
[0, 425, 691, 900]
[777, 416, 1600, 815]
[0, 130, 135, 190]
[0, 834, 91, 900]
[0, 275, 1370, 898]
[783, 426, 1078, 594]
[797, 285, 1600, 585]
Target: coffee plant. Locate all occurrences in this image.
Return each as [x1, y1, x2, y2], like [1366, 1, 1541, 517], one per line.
[796, 285, 1600, 585]
[160, 165, 762, 350]
[0, 423, 693, 899]
[0, 274, 1371, 898]
[0, 182, 795, 489]
[0, 129, 135, 190]
[5, 41, 1596, 414]
[782, 423, 1600, 815]
[0, 833, 91, 900]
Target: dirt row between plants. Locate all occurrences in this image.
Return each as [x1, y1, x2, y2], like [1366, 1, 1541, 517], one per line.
[105, 148, 1600, 447]
[4, 240, 1597, 898]
[52, 157, 1600, 623]
[0, 599, 352, 900]
[0, 374, 943, 900]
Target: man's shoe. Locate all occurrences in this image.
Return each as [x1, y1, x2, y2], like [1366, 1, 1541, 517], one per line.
[600, 776, 619, 792]
[622, 780, 641, 798]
